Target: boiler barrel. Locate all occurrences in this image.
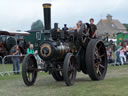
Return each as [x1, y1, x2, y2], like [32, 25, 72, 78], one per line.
[39, 41, 70, 61]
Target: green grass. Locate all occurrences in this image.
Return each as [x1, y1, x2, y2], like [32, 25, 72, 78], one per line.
[0, 64, 128, 96]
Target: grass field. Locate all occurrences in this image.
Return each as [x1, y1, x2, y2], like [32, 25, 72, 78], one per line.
[0, 64, 128, 96]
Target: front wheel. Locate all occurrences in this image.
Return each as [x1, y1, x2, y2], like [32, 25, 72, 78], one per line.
[22, 54, 38, 86]
[63, 53, 77, 86]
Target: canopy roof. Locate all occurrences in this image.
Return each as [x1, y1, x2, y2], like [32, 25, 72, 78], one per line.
[0, 30, 30, 36]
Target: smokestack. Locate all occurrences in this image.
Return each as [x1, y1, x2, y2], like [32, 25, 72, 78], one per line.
[42, 3, 52, 40]
[43, 3, 51, 30]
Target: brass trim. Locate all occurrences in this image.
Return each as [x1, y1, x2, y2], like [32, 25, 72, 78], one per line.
[43, 4, 51, 8]
[40, 44, 52, 57]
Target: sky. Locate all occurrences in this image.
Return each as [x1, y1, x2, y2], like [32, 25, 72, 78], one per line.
[0, 0, 127, 31]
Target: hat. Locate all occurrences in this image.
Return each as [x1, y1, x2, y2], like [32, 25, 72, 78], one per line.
[78, 20, 82, 24]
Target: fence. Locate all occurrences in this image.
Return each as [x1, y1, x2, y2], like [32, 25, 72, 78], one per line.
[0, 56, 2, 64]
[0, 52, 128, 78]
[0, 56, 3, 76]
[0, 55, 26, 76]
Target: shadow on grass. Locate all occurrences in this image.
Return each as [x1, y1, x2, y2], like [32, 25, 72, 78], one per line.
[75, 77, 91, 82]
[28, 75, 93, 88]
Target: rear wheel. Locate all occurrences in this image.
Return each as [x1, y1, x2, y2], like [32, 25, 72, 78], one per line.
[10, 45, 24, 54]
[63, 53, 77, 86]
[6, 37, 16, 50]
[80, 48, 87, 74]
[22, 54, 38, 86]
[52, 65, 64, 81]
[86, 39, 107, 80]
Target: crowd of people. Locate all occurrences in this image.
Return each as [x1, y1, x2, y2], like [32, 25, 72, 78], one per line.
[107, 42, 128, 66]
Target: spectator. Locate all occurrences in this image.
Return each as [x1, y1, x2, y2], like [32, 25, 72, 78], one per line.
[125, 43, 128, 61]
[107, 47, 115, 64]
[28, 41, 31, 47]
[116, 42, 122, 65]
[12, 45, 22, 74]
[26, 41, 31, 48]
[27, 44, 34, 54]
[120, 44, 127, 65]
[34, 50, 43, 69]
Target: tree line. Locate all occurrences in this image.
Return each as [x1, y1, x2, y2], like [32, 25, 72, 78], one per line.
[31, 20, 43, 31]
[123, 24, 128, 31]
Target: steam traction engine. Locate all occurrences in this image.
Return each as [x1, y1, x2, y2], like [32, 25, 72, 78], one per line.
[22, 3, 108, 86]
[0, 31, 29, 57]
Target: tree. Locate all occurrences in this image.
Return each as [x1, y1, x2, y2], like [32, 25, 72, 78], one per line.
[31, 20, 44, 31]
[123, 24, 128, 31]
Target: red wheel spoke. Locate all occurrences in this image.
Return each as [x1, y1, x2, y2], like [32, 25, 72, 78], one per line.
[98, 44, 102, 50]
[98, 70, 102, 76]
[68, 72, 72, 80]
[96, 66, 102, 76]
[96, 66, 99, 73]
[98, 54, 105, 58]
[27, 73, 31, 81]
[99, 64, 105, 69]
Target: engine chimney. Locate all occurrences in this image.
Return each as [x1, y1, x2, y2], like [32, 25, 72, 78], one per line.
[42, 3, 52, 40]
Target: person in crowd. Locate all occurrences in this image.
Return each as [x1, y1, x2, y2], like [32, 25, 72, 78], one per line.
[62, 24, 68, 31]
[89, 18, 97, 38]
[107, 47, 115, 64]
[51, 23, 61, 40]
[115, 42, 122, 65]
[61, 24, 69, 41]
[34, 50, 43, 69]
[125, 43, 128, 61]
[120, 44, 127, 65]
[28, 41, 31, 47]
[27, 44, 34, 54]
[26, 41, 31, 48]
[12, 45, 22, 74]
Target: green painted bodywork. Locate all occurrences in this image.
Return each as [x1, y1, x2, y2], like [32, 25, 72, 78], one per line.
[117, 32, 128, 45]
[24, 32, 44, 49]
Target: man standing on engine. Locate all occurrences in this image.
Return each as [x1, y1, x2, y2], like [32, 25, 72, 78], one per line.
[89, 18, 97, 38]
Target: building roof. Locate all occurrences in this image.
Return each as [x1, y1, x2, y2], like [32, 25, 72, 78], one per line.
[96, 14, 127, 38]
[101, 19, 126, 30]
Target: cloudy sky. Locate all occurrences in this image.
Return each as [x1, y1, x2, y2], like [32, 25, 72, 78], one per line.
[0, 0, 127, 31]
